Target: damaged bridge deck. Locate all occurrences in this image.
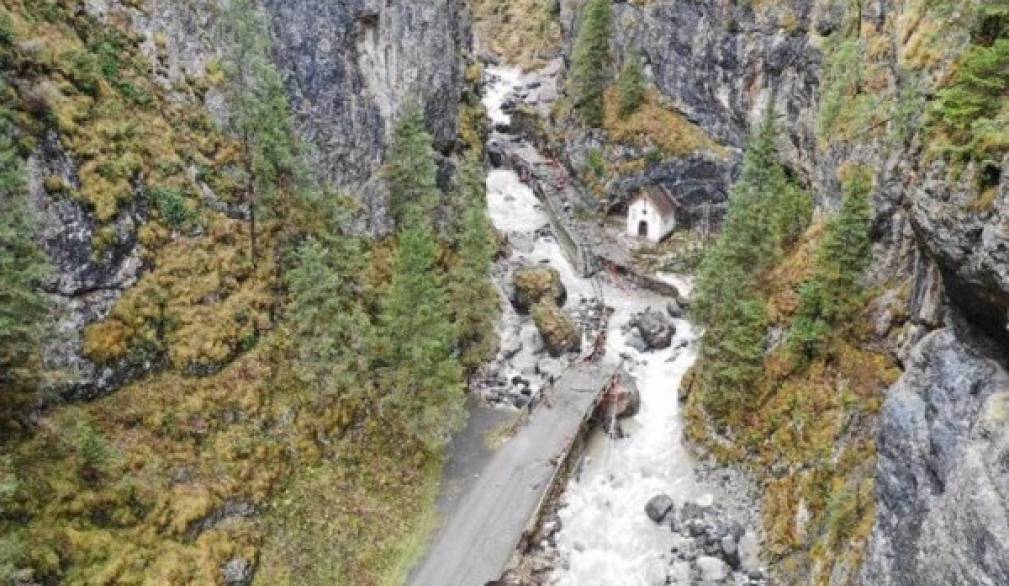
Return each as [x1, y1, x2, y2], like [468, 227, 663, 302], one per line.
[406, 362, 619, 586]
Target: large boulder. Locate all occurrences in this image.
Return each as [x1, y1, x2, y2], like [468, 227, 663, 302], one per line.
[221, 558, 253, 586]
[531, 301, 580, 357]
[629, 308, 675, 350]
[512, 266, 567, 313]
[606, 370, 641, 419]
[645, 494, 675, 524]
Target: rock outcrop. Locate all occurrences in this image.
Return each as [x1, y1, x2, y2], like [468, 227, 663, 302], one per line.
[862, 328, 1009, 585]
[263, 0, 471, 234]
[127, 0, 470, 233]
[628, 308, 675, 351]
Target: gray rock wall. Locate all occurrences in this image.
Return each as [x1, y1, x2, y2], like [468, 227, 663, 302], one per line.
[264, 0, 470, 234]
[127, 0, 470, 233]
[862, 328, 1009, 585]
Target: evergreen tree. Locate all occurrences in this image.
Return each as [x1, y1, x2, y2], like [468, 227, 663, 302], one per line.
[789, 168, 873, 359]
[286, 228, 372, 397]
[386, 108, 440, 226]
[218, 0, 301, 265]
[698, 296, 768, 418]
[447, 153, 499, 373]
[376, 215, 464, 449]
[617, 52, 645, 118]
[0, 95, 49, 387]
[570, 0, 612, 127]
[691, 109, 811, 422]
[693, 114, 779, 323]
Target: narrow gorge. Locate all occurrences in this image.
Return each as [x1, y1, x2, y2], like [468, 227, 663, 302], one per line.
[1, 1, 1009, 586]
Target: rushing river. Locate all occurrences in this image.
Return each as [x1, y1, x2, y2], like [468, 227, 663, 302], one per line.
[482, 66, 708, 586]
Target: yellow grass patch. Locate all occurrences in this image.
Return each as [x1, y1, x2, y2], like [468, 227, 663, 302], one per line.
[602, 87, 725, 158]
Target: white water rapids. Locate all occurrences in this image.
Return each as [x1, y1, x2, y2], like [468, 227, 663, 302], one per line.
[482, 66, 707, 586]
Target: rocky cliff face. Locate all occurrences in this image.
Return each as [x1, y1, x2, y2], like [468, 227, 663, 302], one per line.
[863, 327, 1009, 586]
[264, 0, 470, 232]
[548, 0, 1009, 584]
[28, 0, 470, 399]
[128, 0, 469, 218]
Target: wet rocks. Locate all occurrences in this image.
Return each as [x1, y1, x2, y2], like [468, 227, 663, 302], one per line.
[695, 556, 729, 582]
[598, 369, 642, 429]
[657, 494, 767, 585]
[531, 301, 581, 357]
[511, 265, 567, 313]
[645, 494, 675, 523]
[535, 357, 563, 383]
[625, 328, 649, 353]
[627, 308, 675, 351]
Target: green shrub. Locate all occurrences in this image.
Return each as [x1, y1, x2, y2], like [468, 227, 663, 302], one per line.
[0, 11, 15, 45]
[77, 423, 108, 468]
[928, 1, 1009, 180]
[0, 94, 49, 383]
[817, 37, 862, 138]
[149, 187, 194, 228]
[586, 147, 606, 178]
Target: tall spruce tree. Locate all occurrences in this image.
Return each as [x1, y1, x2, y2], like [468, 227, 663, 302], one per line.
[386, 108, 440, 226]
[789, 168, 873, 358]
[0, 93, 49, 387]
[377, 214, 464, 449]
[692, 109, 811, 421]
[570, 0, 613, 127]
[286, 222, 372, 397]
[218, 0, 301, 265]
[447, 153, 499, 373]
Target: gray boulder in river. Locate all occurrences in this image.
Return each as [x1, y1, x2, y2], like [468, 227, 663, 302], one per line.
[629, 308, 675, 350]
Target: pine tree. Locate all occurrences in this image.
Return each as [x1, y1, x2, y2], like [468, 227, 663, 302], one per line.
[693, 114, 779, 323]
[617, 52, 645, 118]
[698, 296, 768, 419]
[286, 229, 372, 397]
[789, 168, 873, 359]
[570, 0, 612, 127]
[447, 153, 499, 373]
[376, 218, 464, 449]
[691, 109, 811, 422]
[0, 95, 49, 387]
[218, 0, 301, 265]
[386, 108, 440, 227]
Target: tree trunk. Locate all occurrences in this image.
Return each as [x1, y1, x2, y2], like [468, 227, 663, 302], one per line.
[244, 130, 258, 268]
